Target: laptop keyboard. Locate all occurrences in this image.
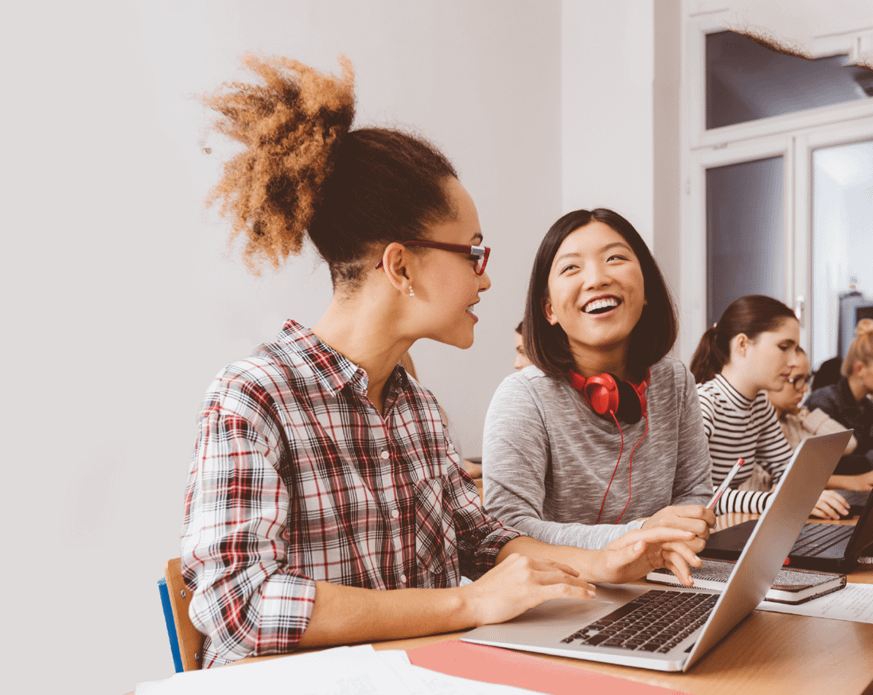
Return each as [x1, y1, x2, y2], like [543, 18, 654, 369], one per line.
[560, 590, 718, 654]
[791, 523, 853, 556]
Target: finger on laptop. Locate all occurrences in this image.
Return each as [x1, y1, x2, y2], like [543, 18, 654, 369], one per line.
[661, 544, 703, 587]
[811, 490, 850, 519]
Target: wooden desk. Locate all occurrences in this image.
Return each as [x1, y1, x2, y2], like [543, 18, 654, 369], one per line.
[242, 513, 873, 695]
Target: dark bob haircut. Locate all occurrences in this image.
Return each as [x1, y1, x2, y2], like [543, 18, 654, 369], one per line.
[523, 208, 678, 380]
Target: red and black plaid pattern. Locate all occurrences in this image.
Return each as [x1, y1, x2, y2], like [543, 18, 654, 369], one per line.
[181, 320, 519, 666]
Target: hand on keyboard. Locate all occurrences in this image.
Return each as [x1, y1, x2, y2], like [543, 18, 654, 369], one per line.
[811, 490, 850, 519]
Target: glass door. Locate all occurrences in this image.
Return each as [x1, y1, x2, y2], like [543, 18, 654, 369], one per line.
[807, 135, 873, 370]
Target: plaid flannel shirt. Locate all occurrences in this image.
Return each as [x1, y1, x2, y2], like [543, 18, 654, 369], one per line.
[181, 320, 519, 667]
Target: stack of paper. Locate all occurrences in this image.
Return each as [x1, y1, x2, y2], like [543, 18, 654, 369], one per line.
[135, 644, 542, 695]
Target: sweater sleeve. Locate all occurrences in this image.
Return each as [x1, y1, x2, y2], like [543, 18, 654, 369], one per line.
[668, 366, 714, 506]
[482, 375, 644, 550]
[715, 487, 773, 514]
[697, 387, 715, 441]
[697, 383, 773, 514]
[804, 408, 858, 454]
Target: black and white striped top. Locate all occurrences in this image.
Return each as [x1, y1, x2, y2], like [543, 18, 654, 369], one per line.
[697, 374, 792, 514]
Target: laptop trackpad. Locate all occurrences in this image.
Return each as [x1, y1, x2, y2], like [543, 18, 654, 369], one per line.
[508, 598, 614, 626]
[465, 585, 650, 643]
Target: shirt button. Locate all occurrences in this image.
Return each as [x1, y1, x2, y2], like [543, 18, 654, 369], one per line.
[399, 574, 407, 584]
[380, 450, 390, 460]
[391, 508, 400, 519]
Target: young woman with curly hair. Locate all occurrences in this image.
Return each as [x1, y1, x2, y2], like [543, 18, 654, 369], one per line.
[179, 56, 701, 667]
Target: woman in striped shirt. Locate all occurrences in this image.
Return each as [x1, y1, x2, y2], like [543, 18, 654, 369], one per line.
[690, 295, 849, 517]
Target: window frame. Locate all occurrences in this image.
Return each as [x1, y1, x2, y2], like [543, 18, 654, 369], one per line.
[678, 4, 873, 360]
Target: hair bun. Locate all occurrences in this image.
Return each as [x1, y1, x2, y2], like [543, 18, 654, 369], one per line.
[203, 54, 356, 271]
[856, 317, 873, 337]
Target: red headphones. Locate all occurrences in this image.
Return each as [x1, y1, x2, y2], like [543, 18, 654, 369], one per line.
[569, 369, 651, 523]
[568, 370, 650, 424]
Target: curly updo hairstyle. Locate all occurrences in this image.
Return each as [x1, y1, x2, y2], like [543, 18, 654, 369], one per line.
[203, 54, 458, 287]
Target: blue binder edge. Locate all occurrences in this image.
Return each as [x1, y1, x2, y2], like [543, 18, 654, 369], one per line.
[158, 577, 184, 673]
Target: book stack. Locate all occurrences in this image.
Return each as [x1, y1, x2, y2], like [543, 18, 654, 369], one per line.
[647, 558, 846, 604]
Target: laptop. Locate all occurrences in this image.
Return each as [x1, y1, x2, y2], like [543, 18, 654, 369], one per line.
[842, 489, 871, 516]
[701, 482, 873, 573]
[462, 430, 851, 672]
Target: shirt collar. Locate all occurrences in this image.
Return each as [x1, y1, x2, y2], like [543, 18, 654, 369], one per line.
[277, 320, 365, 395]
[714, 373, 756, 409]
[274, 320, 409, 398]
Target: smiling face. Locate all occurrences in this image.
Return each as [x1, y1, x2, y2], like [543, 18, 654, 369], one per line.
[767, 350, 810, 415]
[413, 177, 491, 349]
[541, 221, 645, 377]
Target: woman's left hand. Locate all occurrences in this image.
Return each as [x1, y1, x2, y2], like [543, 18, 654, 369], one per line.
[810, 490, 850, 519]
[592, 527, 701, 587]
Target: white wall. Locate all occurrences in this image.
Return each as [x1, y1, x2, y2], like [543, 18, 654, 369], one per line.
[561, 0, 656, 245]
[14, 1, 857, 692]
[2, 1, 563, 692]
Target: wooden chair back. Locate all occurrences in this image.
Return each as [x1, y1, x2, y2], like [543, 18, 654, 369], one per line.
[163, 558, 204, 671]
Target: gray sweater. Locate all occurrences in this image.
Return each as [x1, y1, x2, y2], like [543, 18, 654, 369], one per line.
[482, 356, 713, 549]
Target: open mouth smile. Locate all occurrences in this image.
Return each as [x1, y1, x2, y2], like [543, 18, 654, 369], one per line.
[582, 296, 622, 315]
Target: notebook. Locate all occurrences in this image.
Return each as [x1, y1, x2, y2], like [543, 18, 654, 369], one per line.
[461, 430, 851, 672]
[646, 557, 847, 604]
[701, 482, 873, 573]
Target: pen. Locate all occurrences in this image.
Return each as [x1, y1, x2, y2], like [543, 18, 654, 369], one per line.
[707, 458, 745, 510]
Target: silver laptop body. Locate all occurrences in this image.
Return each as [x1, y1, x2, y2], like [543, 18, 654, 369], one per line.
[463, 430, 852, 672]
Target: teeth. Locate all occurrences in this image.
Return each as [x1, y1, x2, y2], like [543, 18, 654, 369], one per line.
[583, 298, 620, 314]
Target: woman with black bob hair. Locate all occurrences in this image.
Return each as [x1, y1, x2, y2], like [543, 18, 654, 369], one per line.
[181, 59, 701, 667]
[522, 209, 677, 382]
[483, 208, 715, 553]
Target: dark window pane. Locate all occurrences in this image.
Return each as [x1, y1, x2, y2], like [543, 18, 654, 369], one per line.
[706, 31, 871, 130]
[706, 156, 785, 326]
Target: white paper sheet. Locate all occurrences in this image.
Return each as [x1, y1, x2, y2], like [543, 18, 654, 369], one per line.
[756, 582, 873, 622]
[134, 645, 541, 695]
[135, 645, 417, 695]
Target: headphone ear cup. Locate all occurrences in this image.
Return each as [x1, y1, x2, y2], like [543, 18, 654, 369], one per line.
[615, 379, 643, 424]
[585, 374, 619, 415]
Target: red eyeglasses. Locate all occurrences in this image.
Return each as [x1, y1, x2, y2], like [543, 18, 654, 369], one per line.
[375, 240, 491, 276]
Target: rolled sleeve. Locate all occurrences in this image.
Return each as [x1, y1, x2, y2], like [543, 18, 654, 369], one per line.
[181, 398, 314, 665]
[670, 366, 715, 506]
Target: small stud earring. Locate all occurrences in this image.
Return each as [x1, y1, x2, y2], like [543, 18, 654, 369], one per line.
[409, 286, 415, 297]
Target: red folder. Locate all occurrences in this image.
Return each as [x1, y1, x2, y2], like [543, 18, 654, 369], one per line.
[407, 640, 690, 695]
